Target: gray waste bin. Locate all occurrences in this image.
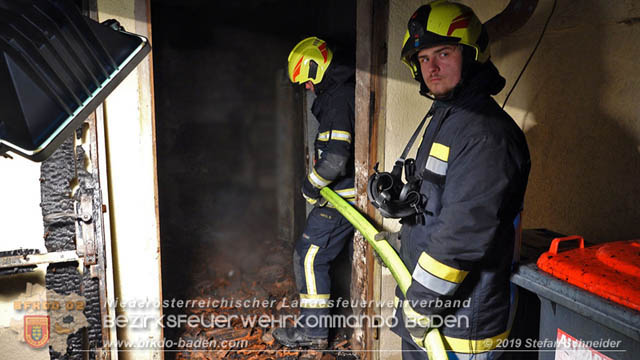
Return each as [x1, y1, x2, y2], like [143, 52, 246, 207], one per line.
[511, 247, 640, 360]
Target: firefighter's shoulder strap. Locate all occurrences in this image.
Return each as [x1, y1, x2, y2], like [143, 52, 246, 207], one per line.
[391, 111, 431, 177]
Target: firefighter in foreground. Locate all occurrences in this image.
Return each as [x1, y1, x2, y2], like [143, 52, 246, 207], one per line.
[273, 37, 355, 349]
[378, 2, 531, 359]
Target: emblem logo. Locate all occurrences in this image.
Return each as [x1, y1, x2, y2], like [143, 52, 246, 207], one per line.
[318, 43, 328, 63]
[292, 56, 304, 82]
[447, 13, 472, 36]
[24, 315, 50, 348]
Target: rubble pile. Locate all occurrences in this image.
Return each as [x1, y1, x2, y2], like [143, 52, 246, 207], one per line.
[174, 239, 355, 360]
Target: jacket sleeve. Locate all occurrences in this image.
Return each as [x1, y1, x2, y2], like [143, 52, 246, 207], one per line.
[302, 97, 354, 198]
[406, 133, 518, 315]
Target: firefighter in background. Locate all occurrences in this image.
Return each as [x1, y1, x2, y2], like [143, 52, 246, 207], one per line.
[273, 37, 355, 349]
[381, 1, 531, 359]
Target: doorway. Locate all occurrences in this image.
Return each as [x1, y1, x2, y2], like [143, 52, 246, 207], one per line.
[151, 1, 356, 358]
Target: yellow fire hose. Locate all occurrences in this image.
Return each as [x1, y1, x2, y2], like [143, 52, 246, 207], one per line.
[320, 187, 448, 360]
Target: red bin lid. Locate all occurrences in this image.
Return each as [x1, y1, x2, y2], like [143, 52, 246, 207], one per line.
[536, 236, 640, 312]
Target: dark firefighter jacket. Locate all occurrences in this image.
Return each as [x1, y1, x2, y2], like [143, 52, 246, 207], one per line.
[302, 61, 356, 205]
[393, 61, 531, 354]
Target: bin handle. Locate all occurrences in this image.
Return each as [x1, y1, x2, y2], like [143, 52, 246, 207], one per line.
[548, 235, 584, 255]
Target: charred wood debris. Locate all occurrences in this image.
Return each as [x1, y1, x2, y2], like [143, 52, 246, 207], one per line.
[174, 239, 357, 360]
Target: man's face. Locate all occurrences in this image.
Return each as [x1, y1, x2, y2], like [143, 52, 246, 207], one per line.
[305, 81, 315, 93]
[417, 44, 463, 98]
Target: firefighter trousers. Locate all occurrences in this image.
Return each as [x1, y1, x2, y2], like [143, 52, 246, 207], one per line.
[293, 206, 353, 338]
[401, 338, 503, 360]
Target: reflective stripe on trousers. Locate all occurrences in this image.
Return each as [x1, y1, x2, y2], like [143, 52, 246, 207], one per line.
[401, 339, 503, 360]
[293, 207, 353, 337]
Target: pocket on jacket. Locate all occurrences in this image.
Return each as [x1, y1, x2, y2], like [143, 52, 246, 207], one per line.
[301, 207, 341, 248]
[421, 180, 442, 217]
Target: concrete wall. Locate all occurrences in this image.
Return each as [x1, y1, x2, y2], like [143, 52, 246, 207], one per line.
[0, 158, 47, 359]
[379, 0, 640, 357]
[0, 271, 49, 360]
[0, 159, 46, 253]
[0, 84, 53, 360]
[491, 0, 640, 243]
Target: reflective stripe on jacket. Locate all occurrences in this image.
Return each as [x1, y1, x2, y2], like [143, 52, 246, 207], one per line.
[302, 62, 355, 203]
[395, 63, 531, 354]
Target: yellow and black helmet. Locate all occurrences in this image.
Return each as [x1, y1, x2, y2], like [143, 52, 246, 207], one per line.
[401, 0, 489, 81]
[287, 37, 334, 85]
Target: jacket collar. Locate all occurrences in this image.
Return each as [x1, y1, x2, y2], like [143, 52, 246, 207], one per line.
[314, 62, 355, 96]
